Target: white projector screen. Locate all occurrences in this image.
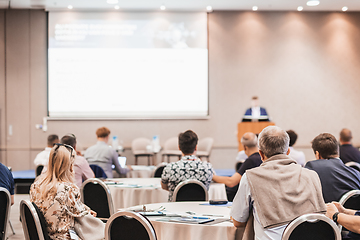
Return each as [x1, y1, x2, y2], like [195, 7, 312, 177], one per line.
[48, 12, 208, 119]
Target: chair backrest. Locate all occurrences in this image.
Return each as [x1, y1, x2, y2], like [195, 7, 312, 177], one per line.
[105, 211, 157, 240]
[20, 200, 50, 240]
[197, 138, 214, 154]
[345, 162, 360, 172]
[281, 213, 341, 240]
[81, 178, 114, 219]
[152, 163, 167, 178]
[0, 187, 10, 240]
[163, 137, 178, 151]
[131, 138, 152, 153]
[172, 179, 208, 202]
[36, 165, 44, 177]
[89, 164, 108, 178]
[339, 190, 360, 210]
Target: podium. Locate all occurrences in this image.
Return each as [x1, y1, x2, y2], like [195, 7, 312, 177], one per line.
[237, 122, 275, 151]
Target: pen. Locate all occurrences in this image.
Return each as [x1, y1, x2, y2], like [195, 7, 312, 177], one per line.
[191, 216, 210, 219]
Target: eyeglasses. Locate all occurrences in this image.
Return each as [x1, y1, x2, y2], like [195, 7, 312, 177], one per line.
[54, 143, 75, 158]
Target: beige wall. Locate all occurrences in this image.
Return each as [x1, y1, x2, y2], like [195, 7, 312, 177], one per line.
[1, 10, 360, 170]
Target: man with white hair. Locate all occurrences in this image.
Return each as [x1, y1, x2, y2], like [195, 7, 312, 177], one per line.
[212, 132, 261, 201]
[231, 126, 326, 240]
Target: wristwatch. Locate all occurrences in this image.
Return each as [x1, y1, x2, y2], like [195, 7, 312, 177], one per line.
[332, 212, 340, 224]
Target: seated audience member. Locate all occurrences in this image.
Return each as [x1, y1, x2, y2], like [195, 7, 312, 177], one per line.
[33, 134, 59, 167]
[231, 126, 326, 239]
[286, 130, 306, 166]
[161, 130, 214, 201]
[339, 128, 360, 164]
[305, 133, 360, 203]
[0, 163, 14, 205]
[84, 127, 130, 178]
[30, 144, 102, 239]
[326, 202, 360, 239]
[61, 134, 95, 188]
[213, 132, 261, 201]
[236, 150, 248, 162]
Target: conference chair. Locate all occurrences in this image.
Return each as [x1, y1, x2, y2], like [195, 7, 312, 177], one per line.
[20, 200, 50, 240]
[161, 137, 182, 163]
[281, 213, 341, 240]
[131, 138, 154, 165]
[345, 162, 360, 172]
[196, 137, 214, 162]
[89, 164, 108, 178]
[339, 190, 360, 233]
[172, 179, 208, 202]
[152, 162, 167, 178]
[0, 188, 10, 240]
[36, 165, 44, 177]
[105, 211, 157, 240]
[81, 178, 114, 222]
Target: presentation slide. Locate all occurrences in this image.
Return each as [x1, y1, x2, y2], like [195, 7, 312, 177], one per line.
[48, 12, 208, 118]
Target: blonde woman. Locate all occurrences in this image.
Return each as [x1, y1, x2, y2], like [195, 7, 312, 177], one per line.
[30, 143, 99, 240]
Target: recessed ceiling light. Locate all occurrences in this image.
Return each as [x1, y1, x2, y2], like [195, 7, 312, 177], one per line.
[160, 5, 166, 10]
[206, 6, 213, 12]
[252, 6, 258, 11]
[107, 0, 118, 4]
[307, 0, 320, 7]
[342, 6, 348, 12]
[297, 6, 303, 11]
[67, 5, 73, 9]
[114, 5, 120, 10]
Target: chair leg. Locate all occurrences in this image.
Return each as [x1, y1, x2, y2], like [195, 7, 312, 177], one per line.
[135, 156, 138, 165]
[9, 220, 15, 235]
[148, 156, 150, 166]
[167, 155, 170, 163]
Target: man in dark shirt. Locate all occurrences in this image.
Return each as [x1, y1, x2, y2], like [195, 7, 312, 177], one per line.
[339, 128, 360, 164]
[305, 133, 360, 203]
[212, 132, 262, 201]
[0, 163, 15, 205]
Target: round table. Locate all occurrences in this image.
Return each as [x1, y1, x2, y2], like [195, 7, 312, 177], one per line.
[124, 202, 241, 240]
[126, 165, 155, 178]
[106, 178, 227, 209]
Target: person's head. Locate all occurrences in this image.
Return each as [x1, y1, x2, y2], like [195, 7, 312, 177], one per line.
[39, 143, 75, 199]
[47, 134, 59, 147]
[61, 134, 77, 150]
[340, 128, 352, 144]
[312, 133, 339, 160]
[178, 130, 198, 155]
[286, 130, 298, 147]
[258, 126, 290, 160]
[96, 127, 111, 142]
[251, 96, 259, 108]
[241, 132, 258, 155]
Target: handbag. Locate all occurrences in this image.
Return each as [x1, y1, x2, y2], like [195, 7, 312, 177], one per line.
[74, 213, 105, 240]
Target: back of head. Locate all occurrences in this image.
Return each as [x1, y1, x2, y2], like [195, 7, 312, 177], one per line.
[47, 134, 59, 147]
[241, 132, 258, 148]
[96, 127, 110, 138]
[312, 133, 339, 159]
[340, 128, 352, 143]
[258, 126, 290, 158]
[39, 144, 75, 199]
[61, 134, 77, 148]
[286, 130, 298, 147]
[178, 130, 198, 155]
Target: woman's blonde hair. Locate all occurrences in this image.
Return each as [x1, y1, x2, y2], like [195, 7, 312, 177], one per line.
[37, 144, 75, 199]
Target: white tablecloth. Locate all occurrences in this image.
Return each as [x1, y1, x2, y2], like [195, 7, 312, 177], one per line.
[126, 165, 155, 178]
[107, 178, 227, 209]
[125, 202, 242, 240]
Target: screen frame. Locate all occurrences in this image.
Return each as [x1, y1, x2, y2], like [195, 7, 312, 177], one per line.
[46, 11, 210, 120]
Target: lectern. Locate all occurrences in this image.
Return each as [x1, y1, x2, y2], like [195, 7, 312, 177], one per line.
[237, 122, 275, 151]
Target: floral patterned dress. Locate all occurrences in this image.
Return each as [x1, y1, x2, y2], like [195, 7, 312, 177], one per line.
[30, 181, 90, 240]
